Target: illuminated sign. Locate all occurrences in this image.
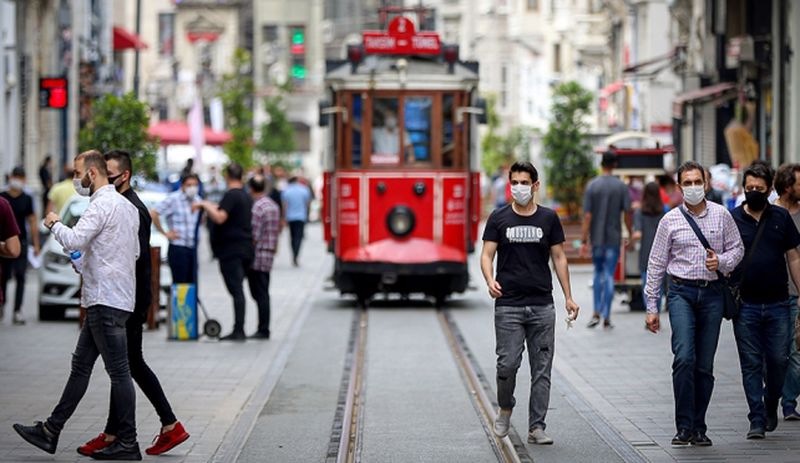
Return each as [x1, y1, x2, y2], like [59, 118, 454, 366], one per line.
[39, 77, 68, 109]
[362, 16, 441, 55]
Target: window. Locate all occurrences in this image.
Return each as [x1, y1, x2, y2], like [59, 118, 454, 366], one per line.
[262, 25, 278, 43]
[500, 65, 508, 108]
[404, 97, 432, 163]
[527, 0, 539, 11]
[442, 94, 455, 167]
[371, 97, 405, 165]
[351, 93, 363, 167]
[553, 43, 561, 73]
[158, 13, 175, 57]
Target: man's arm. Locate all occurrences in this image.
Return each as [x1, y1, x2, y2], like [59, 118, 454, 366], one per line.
[27, 213, 40, 255]
[480, 240, 502, 298]
[580, 211, 592, 256]
[197, 200, 228, 225]
[0, 236, 20, 258]
[150, 209, 178, 241]
[717, 210, 744, 274]
[786, 248, 800, 294]
[47, 204, 102, 251]
[550, 242, 579, 319]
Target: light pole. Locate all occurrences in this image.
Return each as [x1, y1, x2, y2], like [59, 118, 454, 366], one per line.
[133, 0, 141, 97]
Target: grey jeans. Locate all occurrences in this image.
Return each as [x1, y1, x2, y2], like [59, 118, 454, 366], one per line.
[495, 303, 555, 431]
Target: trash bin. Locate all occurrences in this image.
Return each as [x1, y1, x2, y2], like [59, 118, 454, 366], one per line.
[168, 283, 198, 340]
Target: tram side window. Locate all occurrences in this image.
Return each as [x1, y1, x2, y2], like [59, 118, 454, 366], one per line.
[372, 97, 411, 165]
[351, 94, 362, 167]
[404, 97, 432, 164]
[442, 94, 455, 167]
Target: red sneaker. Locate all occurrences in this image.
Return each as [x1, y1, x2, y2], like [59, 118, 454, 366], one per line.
[77, 433, 112, 456]
[146, 421, 190, 455]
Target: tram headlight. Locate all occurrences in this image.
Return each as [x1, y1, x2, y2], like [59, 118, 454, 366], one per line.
[386, 205, 415, 237]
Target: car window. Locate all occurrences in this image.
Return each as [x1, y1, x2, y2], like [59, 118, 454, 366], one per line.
[63, 200, 89, 227]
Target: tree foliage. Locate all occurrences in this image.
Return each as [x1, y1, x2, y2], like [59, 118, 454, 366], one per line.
[256, 95, 295, 161]
[78, 92, 158, 178]
[543, 81, 595, 219]
[218, 48, 255, 169]
[480, 94, 535, 174]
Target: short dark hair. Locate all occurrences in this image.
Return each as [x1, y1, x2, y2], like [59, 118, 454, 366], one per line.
[774, 163, 800, 196]
[676, 161, 705, 184]
[81, 151, 108, 176]
[104, 150, 133, 174]
[10, 166, 25, 178]
[508, 161, 539, 183]
[742, 160, 774, 189]
[225, 162, 243, 181]
[181, 173, 200, 184]
[601, 151, 618, 168]
[248, 175, 266, 193]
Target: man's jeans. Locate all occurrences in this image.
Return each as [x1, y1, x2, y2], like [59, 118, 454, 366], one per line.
[288, 220, 306, 262]
[495, 304, 555, 431]
[781, 297, 800, 411]
[667, 280, 724, 433]
[168, 244, 196, 284]
[592, 245, 619, 320]
[219, 256, 251, 335]
[734, 300, 791, 427]
[47, 306, 137, 442]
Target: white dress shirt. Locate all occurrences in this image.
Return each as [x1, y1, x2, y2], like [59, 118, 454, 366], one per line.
[51, 184, 140, 312]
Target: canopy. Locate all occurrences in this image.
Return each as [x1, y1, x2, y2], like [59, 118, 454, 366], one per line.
[672, 82, 737, 119]
[148, 121, 232, 146]
[113, 26, 148, 51]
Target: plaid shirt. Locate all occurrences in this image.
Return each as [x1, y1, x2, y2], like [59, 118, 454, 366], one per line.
[645, 201, 744, 313]
[251, 195, 281, 272]
[155, 190, 200, 248]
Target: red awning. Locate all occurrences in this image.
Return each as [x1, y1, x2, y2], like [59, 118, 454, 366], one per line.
[113, 26, 148, 51]
[148, 121, 232, 146]
[672, 82, 738, 118]
[599, 81, 626, 111]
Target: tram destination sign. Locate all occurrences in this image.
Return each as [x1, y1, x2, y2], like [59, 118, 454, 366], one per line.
[363, 16, 441, 55]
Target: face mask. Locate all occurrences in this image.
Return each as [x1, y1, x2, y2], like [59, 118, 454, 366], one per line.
[385, 117, 397, 129]
[184, 186, 199, 200]
[745, 190, 769, 211]
[73, 178, 91, 197]
[682, 185, 705, 206]
[8, 179, 24, 190]
[511, 184, 533, 206]
[107, 173, 123, 190]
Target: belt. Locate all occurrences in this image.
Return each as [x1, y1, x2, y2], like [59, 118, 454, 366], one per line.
[670, 276, 716, 287]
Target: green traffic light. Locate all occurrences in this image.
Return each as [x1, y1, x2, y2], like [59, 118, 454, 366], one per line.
[291, 64, 306, 79]
[292, 29, 305, 45]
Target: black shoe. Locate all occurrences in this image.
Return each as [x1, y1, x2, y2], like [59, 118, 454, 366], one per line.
[692, 431, 712, 446]
[587, 317, 600, 328]
[766, 408, 779, 432]
[603, 319, 614, 329]
[249, 331, 270, 340]
[90, 440, 142, 460]
[219, 332, 246, 342]
[13, 421, 59, 454]
[746, 425, 765, 440]
[671, 429, 693, 446]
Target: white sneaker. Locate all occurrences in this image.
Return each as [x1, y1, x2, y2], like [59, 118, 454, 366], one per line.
[12, 312, 25, 325]
[493, 409, 512, 438]
[528, 427, 554, 445]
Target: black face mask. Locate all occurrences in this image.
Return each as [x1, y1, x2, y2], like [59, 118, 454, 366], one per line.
[745, 190, 769, 211]
[107, 174, 123, 190]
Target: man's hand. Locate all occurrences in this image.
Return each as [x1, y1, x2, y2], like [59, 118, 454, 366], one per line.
[487, 279, 502, 299]
[705, 249, 719, 272]
[565, 298, 579, 321]
[165, 230, 180, 241]
[579, 242, 589, 259]
[646, 313, 660, 333]
[191, 201, 208, 213]
[44, 212, 60, 229]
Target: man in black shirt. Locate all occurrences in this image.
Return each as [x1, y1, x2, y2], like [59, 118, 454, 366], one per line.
[196, 162, 254, 341]
[731, 161, 800, 440]
[481, 161, 580, 445]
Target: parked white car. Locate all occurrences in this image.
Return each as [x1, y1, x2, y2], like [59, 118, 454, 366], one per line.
[38, 191, 173, 320]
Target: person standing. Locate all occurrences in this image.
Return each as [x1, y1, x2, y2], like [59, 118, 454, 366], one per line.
[151, 174, 201, 284]
[775, 163, 800, 421]
[1, 167, 41, 325]
[13, 150, 142, 459]
[281, 176, 311, 267]
[631, 182, 666, 310]
[246, 175, 281, 339]
[580, 151, 632, 329]
[39, 155, 53, 216]
[0, 196, 21, 318]
[46, 164, 76, 215]
[481, 161, 580, 445]
[71, 150, 190, 457]
[195, 163, 253, 341]
[730, 161, 800, 439]
[645, 160, 744, 446]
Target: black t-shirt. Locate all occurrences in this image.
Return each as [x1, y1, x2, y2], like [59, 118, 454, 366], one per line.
[732, 204, 800, 304]
[482, 204, 565, 307]
[0, 191, 33, 242]
[211, 188, 253, 260]
[122, 188, 152, 319]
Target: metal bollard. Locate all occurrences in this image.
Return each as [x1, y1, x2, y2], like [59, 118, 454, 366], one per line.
[147, 246, 161, 330]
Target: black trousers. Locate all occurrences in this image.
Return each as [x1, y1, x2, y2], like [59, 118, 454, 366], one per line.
[168, 244, 196, 284]
[246, 269, 271, 336]
[288, 221, 305, 262]
[104, 317, 177, 435]
[1, 240, 27, 312]
[219, 256, 251, 335]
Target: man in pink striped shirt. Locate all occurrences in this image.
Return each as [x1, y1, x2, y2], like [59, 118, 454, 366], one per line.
[645, 160, 744, 447]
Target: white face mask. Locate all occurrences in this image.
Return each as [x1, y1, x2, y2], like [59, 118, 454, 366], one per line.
[184, 185, 199, 200]
[8, 179, 24, 191]
[511, 184, 533, 206]
[682, 185, 705, 206]
[385, 117, 397, 130]
[73, 178, 91, 197]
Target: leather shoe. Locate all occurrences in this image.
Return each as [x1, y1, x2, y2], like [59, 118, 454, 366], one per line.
[671, 429, 692, 446]
[746, 425, 765, 440]
[13, 421, 59, 454]
[249, 332, 270, 340]
[219, 332, 246, 342]
[90, 440, 142, 460]
[691, 431, 712, 446]
[766, 408, 779, 432]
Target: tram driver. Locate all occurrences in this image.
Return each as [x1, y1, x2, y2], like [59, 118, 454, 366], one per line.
[372, 109, 414, 164]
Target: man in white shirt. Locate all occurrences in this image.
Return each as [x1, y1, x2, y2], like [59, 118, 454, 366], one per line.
[372, 110, 414, 164]
[13, 150, 142, 460]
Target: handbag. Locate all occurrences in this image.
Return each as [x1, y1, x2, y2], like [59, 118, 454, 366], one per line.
[679, 206, 767, 320]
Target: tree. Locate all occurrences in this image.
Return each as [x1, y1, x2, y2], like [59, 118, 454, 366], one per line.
[256, 95, 295, 162]
[480, 95, 536, 175]
[543, 81, 595, 219]
[78, 92, 158, 178]
[218, 48, 255, 168]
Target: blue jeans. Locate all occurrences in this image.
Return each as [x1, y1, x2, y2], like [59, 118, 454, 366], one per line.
[667, 280, 724, 432]
[592, 245, 620, 320]
[495, 304, 555, 431]
[734, 300, 792, 427]
[781, 297, 800, 411]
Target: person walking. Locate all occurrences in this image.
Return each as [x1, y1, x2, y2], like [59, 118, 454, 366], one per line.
[39, 155, 53, 216]
[631, 182, 666, 310]
[151, 174, 201, 284]
[246, 174, 281, 339]
[13, 150, 142, 460]
[1, 166, 41, 325]
[580, 151, 632, 329]
[730, 161, 800, 440]
[481, 161, 580, 445]
[281, 176, 311, 267]
[645, 160, 744, 447]
[71, 150, 190, 457]
[0, 196, 21, 319]
[774, 163, 800, 421]
[195, 163, 253, 341]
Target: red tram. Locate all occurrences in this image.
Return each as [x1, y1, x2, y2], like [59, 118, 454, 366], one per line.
[319, 9, 485, 305]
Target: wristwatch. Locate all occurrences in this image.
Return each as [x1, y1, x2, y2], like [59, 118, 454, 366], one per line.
[47, 218, 60, 229]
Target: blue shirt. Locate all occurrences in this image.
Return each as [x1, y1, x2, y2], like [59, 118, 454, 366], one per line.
[281, 183, 311, 222]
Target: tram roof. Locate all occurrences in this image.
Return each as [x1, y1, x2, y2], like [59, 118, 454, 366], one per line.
[325, 56, 479, 91]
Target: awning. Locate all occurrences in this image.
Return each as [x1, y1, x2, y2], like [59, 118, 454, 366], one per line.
[672, 82, 738, 119]
[599, 81, 627, 111]
[148, 121, 232, 146]
[623, 47, 680, 77]
[113, 26, 148, 51]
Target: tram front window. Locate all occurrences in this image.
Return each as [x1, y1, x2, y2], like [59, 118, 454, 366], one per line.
[371, 98, 412, 165]
[404, 97, 432, 164]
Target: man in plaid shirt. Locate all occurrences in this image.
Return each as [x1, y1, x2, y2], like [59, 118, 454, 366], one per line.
[246, 175, 281, 339]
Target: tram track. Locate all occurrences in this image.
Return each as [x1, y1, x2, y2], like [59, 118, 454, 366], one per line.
[327, 303, 534, 463]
